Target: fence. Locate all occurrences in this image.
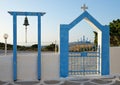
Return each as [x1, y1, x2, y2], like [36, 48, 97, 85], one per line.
[69, 45, 100, 76]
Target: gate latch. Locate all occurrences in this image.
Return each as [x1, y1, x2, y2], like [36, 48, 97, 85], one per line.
[81, 52, 87, 57]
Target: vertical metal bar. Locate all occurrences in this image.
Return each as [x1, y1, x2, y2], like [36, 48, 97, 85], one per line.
[79, 53, 81, 75]
[70, 53, 72, 75]
[98, 45, 100, 74]
[83, 49, 85, 75]
[70, 54, 71, 75]
[73, 55, 74, 75]
[72, 53, 74, 75]
[68, 53, 69, 75]
[37, 14, 41, 80]
[77, 54, 78, 75]
[13, 14, 17, 81]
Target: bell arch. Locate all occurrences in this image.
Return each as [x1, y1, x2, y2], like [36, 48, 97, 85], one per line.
[60, 11, 109, 77]
[8, 11, 45, 81]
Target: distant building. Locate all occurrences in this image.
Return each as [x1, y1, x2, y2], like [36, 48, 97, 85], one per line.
[69, 36, 95, 52]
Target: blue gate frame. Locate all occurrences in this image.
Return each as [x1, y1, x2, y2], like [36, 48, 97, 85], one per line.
[60, 11, 110, 77]
[8, 11, 45, 81]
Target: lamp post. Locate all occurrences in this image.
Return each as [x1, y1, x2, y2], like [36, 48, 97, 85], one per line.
[4, 33, 8, 55]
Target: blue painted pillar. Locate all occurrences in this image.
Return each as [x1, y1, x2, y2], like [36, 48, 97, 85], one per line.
[13, 13, 17, 81]
[37, 14, 41, 80]
[60, 25, 69, 77]
[101, 25, 110, 75]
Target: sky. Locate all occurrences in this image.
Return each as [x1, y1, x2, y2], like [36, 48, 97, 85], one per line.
[0, 0, 120, 46]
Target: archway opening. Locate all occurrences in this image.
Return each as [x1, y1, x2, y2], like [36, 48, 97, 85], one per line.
[17, 16, 38, 81]
[69, 19, 102, 76]
[69, 20, 95, 51]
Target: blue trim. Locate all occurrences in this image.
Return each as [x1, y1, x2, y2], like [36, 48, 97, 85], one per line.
[69, 11, 103, 31]
[37, 14, 41, 80]
[98, 45, 101, 75]
[8, 11, 45, 16]
[101, 26, 110, 75]
[60, 11, 110, 77]
[60, 27, 69, 77]
[69, 70, 99, 72]
[81, 52, 87, 57]
[13, 13, 17, 81]
[8, 11, 45, 81]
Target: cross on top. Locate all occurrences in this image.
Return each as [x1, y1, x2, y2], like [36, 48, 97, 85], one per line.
[81, 4, 88, 11]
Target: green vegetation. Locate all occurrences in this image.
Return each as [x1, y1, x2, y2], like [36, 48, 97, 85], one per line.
[0, 42, 35, 51]
[93, 19, 120, 46]
[0, 42, 58, 52]
[110, 19, 120, 46]
[93, 31, 98, 46]
[41, 43, 58, 52]
[0, 42, 12, 50]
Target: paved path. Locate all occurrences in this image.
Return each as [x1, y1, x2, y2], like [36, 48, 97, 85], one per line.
[0, 75, 120, 85]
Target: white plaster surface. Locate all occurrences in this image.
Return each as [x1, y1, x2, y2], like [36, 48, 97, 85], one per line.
[0, 47, 120, 81]
[0, 52, 59, 81]
[110, 47, 120, 74]
[0, 54, 13, 81]
[17, 52, 38, 81]
[41, 52, 59, 80]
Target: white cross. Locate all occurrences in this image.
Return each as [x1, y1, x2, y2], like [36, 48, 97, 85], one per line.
[81, 4, 88, 11]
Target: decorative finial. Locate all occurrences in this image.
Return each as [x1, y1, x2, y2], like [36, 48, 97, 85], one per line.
[81, 4, 88, 11]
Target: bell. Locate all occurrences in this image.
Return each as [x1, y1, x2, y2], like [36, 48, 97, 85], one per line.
[23, 16, 29, 26]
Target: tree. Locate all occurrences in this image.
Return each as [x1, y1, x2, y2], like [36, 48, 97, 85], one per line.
[93, 31, 98, 46]
[110, 19, 120, 46]
[41, 43, 59, 52]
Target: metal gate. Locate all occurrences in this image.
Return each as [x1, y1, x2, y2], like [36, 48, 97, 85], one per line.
[69, 46, 100, 76]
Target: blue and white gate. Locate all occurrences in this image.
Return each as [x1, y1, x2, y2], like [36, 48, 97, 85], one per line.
[69, 46, 100, 76]
[60, 10, 109, 77]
